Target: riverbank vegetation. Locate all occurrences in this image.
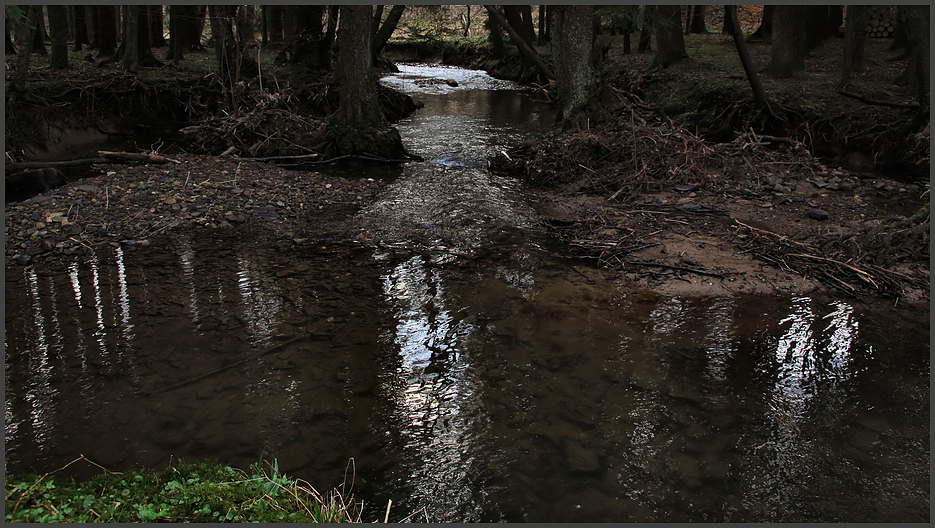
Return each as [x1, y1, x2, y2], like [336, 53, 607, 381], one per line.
[5, 456, 362, 523]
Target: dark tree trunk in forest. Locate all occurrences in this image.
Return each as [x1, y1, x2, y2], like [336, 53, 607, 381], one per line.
[371, 5, 384, 38]
[689, 5, 707, 34]
[11, 5, 41, 90]
[486, 7, 506, 57]
[267, 5, 285, 47]
[290, 6, 325, 70]
[537, 5, 547, 44]
[638, 6, 653, 53]
[48, 5, 70, 69]
[96, 5, 118, 59]
[651, 5, 688, 69]
[121, 5, 141, 72]
[28, 5, 47, 56]
[519, 5, 536, 44]
[503, 6, 532, 48]
[237, 5, 256, 47]
[895, 5, 930, 119]
[552, 5, 594, 125]
[806, 5, 840, 51]
[840, 5, 869, 88]
[208, 5, 249, 82]
[166, 5, 201, 61]
[372, 5, 405, 59]
[72, 5, 89, 52]
[335, 6, 381, 128]
[150, 6, 166, 48]
[725, 6, 770, 111]
[766, 5, 807, 78]
[323, 6, 339, 58]
[6, 27, 16, 55]
[746, 5, 774, 43]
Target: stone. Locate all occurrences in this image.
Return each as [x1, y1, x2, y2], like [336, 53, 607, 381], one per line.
[807, 208, 829, 220]
[564, 439, 602, 474]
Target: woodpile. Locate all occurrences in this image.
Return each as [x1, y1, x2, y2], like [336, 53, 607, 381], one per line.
[865, 6, 896, 38]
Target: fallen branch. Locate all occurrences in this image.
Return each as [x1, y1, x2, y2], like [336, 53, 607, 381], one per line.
[838, 90, 921, 110]
[98, 150, 180, 163]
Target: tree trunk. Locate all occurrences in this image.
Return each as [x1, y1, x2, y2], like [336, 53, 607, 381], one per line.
[335, 5, 382, 128]
[486, 7, 506, 57]
[11, 4, 41, 90]
[637, 6, 653, 53]
[209, 5, 241, 81]
[537, 5, 546, 44]
[72, 5, 89, 52]
[28, 5, 47, 56]
[746, 5, 774, 43]
[806, 5, 839, 51]
[371, 5, 384, 38]
[519, 5, 536, 44]
[840, 5, 869, 88]
[48, 5, 70, 69]
[121, 5, 141, 72]
[372, 5, 405, 59]
[96, 5, 118, 58]
[137, 6, 163, 67]
[237, 5, 256, 47]
[651, 5, 688, 69]
[896, 5, 930, 118]
[150, 5, 166, 48]
[290, 6, 324, 69]
[265, 5, 281, 46]
[725, 6, 769, 110]
[485, 5, 554, 80]
[552, 5, 594, 124]
[503, 6, 531, 48]
[766, 5, 807, 78]
[689, 5, 708, 34]
[323, 5, 339, 60]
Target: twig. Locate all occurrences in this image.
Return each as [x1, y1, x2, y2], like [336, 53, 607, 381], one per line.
[626, 260, 736, 278]
[838, 89, 921, 110]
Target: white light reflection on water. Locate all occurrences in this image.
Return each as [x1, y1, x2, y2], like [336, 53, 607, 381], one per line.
[178, 234, 201, 323]
[702, 296, 738, 383]
[24, 268, 56, 453]
[380, 254, 479, 521]
[236, 256, 283, 348]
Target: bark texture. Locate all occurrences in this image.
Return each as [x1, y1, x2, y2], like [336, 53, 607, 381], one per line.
[552, 5, 594, 124]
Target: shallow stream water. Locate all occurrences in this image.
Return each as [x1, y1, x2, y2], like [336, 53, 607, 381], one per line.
[4, 64, 929, 522]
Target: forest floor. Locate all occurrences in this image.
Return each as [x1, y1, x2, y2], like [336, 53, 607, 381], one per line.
[5, 33, 930, 301]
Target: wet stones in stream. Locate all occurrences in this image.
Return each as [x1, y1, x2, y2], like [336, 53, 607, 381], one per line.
[4, 154, 385, 266]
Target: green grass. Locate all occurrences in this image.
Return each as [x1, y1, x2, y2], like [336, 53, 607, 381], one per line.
[5, 457, 361, 523]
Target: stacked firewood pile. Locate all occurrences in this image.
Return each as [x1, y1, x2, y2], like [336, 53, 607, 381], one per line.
[865, 6, 896, 38]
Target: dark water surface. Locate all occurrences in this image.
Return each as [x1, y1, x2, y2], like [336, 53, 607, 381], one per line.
[4, 64, 929, 522]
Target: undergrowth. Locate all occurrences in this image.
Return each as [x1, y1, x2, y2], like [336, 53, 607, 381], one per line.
[5, 456, 361, 523]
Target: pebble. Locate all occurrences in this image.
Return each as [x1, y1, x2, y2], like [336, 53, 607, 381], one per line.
[807, 208, 829, 220]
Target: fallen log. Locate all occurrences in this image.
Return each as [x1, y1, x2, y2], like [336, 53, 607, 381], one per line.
[6, 151, 180, 171]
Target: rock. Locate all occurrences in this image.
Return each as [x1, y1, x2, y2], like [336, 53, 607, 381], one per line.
[807, 208, 829, 220]
[77, 184, 102, 193]
[15, 254, 31, 266]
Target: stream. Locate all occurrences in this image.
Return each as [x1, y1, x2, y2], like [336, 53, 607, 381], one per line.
[4, 64, 929, 522]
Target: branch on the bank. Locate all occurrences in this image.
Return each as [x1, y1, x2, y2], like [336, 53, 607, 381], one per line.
[626, 260, 737, 278]
[838, 90, 921, 110]
[6, 151, 179, 171]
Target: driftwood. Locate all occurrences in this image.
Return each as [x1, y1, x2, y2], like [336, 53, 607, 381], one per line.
[6, 151, 179, 171]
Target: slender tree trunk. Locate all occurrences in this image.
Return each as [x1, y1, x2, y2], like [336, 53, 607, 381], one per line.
[150, 5, 166, 48]
[371, 5, 384, 38]
[766, 5, 807, 78]
[266, 5, 282, 46]
[840, 5, 869, 88]
[48, 5, 70, 68]
[237, 5, 256, 47]
[486, 7, 505, 57]
[638, 6, 653, 53]
[552, 5, 594, 124]
[725, 6, 769, 110]
[519, 5, 536, 44]
[11, 5, 41, 90]
[72, 5, 89, 51]
[372, 5, 406, 59]
[485, 5, 554, 79]
[464, 5, 472, 37]
[651, 5, 688, 69]
[503, 6, 531, 48]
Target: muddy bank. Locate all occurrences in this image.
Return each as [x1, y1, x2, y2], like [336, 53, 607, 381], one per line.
[4, 154, 385, 268]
